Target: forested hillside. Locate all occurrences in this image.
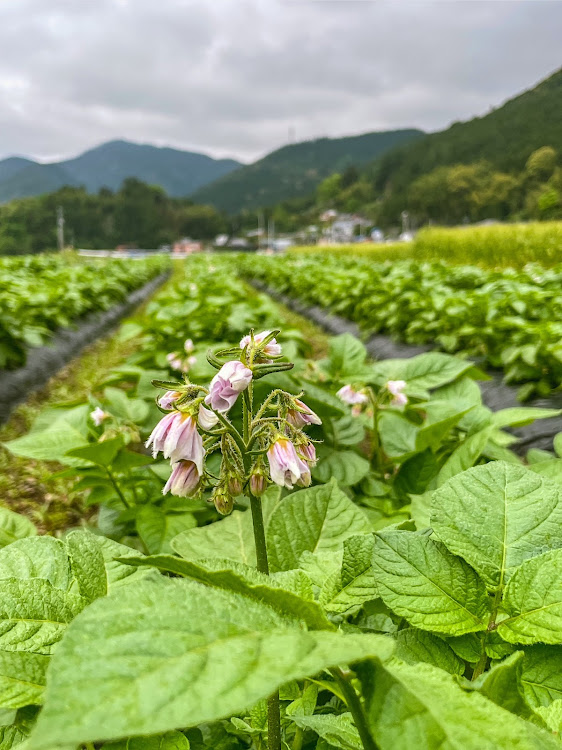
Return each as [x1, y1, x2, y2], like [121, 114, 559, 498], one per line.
[191, 129, 424, 213]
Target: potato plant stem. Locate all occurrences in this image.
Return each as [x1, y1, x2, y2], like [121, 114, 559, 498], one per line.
[244, 389, 281, 750]
[330, 668, 378, 750]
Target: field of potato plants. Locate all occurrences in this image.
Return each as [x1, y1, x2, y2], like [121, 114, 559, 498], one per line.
[1, 252, 562, 750]
[243, 252, 562, 400]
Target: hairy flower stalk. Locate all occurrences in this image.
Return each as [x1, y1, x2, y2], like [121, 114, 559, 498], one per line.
[149, 329, 324, 750]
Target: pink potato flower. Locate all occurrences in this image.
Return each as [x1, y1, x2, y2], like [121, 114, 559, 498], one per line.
[198, 403, 219, 430]
[267, 437, 311, 489]
[163, 460, 200, 497]
[90, 407, 108, 426]
[145, 412, 205, 472]
[386, 380, 408, 407]
[205, 360, 253, 413]
[240, 330, 282, 358]
[337, 385, 368, 405]
[287, 398, 322, 428]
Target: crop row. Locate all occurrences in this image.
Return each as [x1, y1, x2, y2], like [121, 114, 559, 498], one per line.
[2, 254, 562, 750]
[242, 252, 562, 399]
[0, 252, 170, 369]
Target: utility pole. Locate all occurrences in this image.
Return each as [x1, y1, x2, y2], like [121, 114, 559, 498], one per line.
[57, 206, 65, 251]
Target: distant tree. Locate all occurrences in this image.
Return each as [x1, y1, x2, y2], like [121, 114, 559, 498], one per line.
[316, 173, 342, 205]
[525, 146, 558, 182]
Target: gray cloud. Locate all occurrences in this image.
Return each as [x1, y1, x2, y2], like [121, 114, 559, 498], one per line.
[0, 0, 560, 162]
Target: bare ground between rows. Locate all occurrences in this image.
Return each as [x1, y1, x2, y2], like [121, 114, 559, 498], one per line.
[250, 280, 562, 454]
[0, 271, 171, 426]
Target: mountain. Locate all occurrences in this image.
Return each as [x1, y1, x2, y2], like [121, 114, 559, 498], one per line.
[0, 140, 242, 203]
[190, 129, 425, 213]
[371, 67, 562, 195]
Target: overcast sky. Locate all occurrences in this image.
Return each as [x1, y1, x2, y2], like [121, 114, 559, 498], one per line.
[0, 0, 560, 164]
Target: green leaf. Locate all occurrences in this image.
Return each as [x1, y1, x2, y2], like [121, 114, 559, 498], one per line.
[0, 578, 84, 655]
[377, 412, 418, 461]
[498, 549, 562, 644]
[362, 660, 559, 750]
[102, 730, 190, 750]
[312, 449, 370, 486]
[0, 537, 71, 591]
[118, 555, 333, 631]
[372, 530, 490, 635]
[528, 460, 562, 486]
[0, 705, 38, 750]
[267, 479, 371, 572]
[66, 531, 107, 603]
[291, 713, 361, 750]
[394, 628, 464, 675]
[436, 427, 493, 486]
[298, 382, 346, 418]
[394, 451, 438, 497]
[464, 651, 531, 717]
[96, 535, 162, 591]
[0, 509, 36, 549]
[3, 422, 88, 466]
[327, 333, 368, 381]
[431, 462, 562, 591]
[319, 535, 377, 615]
[325, 416, 365, 447]
[0, 651, 48, 709]
[534, 700, 562, 734]
[371, 353, 475, 396]
[66, 437, 124, 467]
[136, 506, 197, 555]
[103, 387, 149, 424]
[492, 408, 562, 429]
[172, 508, 256, 566]
[520, 646, 562, 709]
[29, 579, 394, 748]
[414, 401, 472, 452]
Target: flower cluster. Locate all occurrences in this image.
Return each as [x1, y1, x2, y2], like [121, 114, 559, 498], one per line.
[146, 329, 321, 512]
[337, 379, 409, 414]
[166, 339, 197, 373]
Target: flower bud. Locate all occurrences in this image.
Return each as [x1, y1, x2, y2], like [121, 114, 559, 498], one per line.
[287, 397, 322, 428]
[184, 338, 194, 354]
[158, 390, 181, 410]
[227, 475, 243, 497]
[213, 485, 234, 515]
[240, 330, 282, 358]
[267, 436, 311, 490]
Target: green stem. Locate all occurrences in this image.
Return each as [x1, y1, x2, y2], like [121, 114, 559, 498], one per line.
[106, 467, 130, 509]
[243, 384, 280, 750]
[330, 668, 378, 750]
[292, 727, 304, 750]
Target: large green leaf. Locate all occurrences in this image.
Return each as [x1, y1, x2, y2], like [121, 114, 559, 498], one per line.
[0, 509, 36, 549]
[372, 530, 490, 635]
[119, 554, 333, 630]
[377, 412, 418, 461]
[370, 353, 475, 396]
[312, 449, 370, 486]
[136, 506, 197, 555]
[3, 422, 88, 465]
[267, 479, 371, 572]
[291, 713, 361, 750]
[319, 534, 377, 615]
[436, 427, 493, 486]
[29, 579, 394, 748]
[0, 538, 71, 591]
[95, 535, 162, 591]
[498, 550, 562, 644]
[520, 646, 562, 709]
[464, 651, 531, 717]
[491, 408, 562, 429]
[0, 578, 83, 655]
[102, 730, 190, 750]
[66, 531, 107, 604]
[414, 401, 472, 452]
[394, 629, 464, 675]
[0, 651, 48, 710]
[432, 462, 562, 591]
[327, 333, 370, 381]
[172, 508, 256, 566]
[362, 660, 559, 750]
